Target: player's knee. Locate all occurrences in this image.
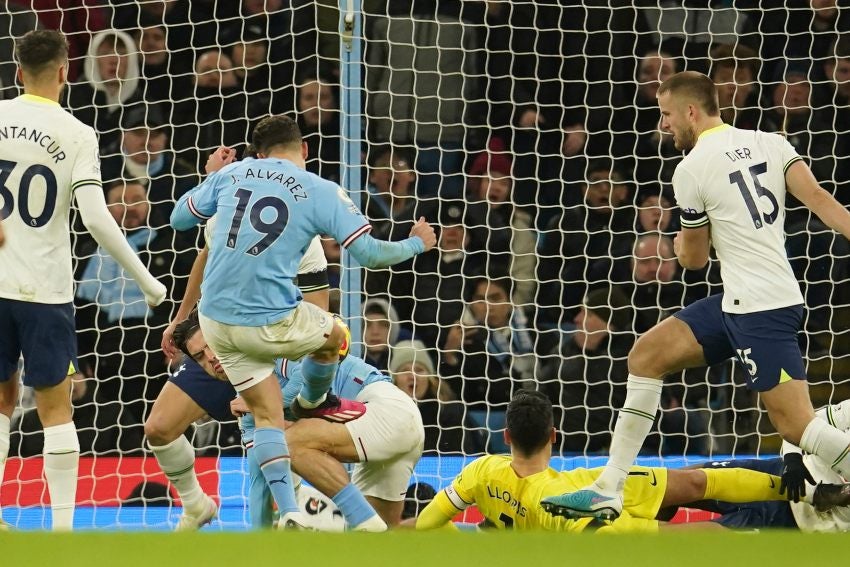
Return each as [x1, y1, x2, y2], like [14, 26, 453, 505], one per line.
[144, 414, 180, 446]
[628, 341, 659, 377]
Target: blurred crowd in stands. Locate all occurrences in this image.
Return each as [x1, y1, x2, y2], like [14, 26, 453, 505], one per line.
[4, 0, 849, 458]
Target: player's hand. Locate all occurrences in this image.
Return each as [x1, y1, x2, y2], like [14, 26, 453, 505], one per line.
[162, 319, 179, 359]
[410, 217, 437, 252]
[144, 280, 168, 308]
[780, 452, 815, 503]
[673, 231, 683, 257]
[230, 397, 250, 418]
[205, 146, 236, 174]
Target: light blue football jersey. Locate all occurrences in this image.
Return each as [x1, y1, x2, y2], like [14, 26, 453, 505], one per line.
[275, 354, 391, 409]
[239, 354, 391, 445]
[173, 158, 371, 326]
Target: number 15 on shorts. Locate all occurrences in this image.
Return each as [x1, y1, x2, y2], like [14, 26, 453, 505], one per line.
[736, 347, 758, 378]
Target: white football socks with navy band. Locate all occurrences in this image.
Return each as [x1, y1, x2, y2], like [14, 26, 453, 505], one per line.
[800, 417, 850, 479]
[149, 436, 206, 514]
[594, 375, 663, 494]
[43, 422, 80, 531]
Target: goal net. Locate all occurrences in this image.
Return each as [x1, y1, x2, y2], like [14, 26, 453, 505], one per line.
[2, 1, 849, 529]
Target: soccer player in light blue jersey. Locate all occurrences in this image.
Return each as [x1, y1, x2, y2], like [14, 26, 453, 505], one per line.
[171, 115, 435, 527]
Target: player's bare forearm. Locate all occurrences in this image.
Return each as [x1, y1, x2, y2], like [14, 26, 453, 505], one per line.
[673, 227, 710, 270]
[806, 189, 850, 240]
[786, 160, 850, 240]
[176, 246, 208, 320]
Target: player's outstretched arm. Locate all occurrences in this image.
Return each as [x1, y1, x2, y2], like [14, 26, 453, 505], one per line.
[162, 246, 209, 358]
[415, 490, 461, 531]
[0, 220, 5, 247]
[75, 185, 167, 306]
[346, 217, 436, 268]
[787, 160, 850, 240]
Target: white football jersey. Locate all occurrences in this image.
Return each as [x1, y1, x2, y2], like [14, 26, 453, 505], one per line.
[0, 94, 102, 303]
[204, 214, 327, 274]
[673, 124, 804, 313]
[785, 401, 850, 532]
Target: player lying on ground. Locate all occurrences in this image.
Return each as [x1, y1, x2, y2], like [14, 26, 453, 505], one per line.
[171, 118, 435, 526]
[415, 390, 850, 533]
[683, 400, 850, 532]
[147, 208, 330, 529]
[544, 71, 850, 521]
[171, 311, 424, 530]
[0, 30, 166, 530]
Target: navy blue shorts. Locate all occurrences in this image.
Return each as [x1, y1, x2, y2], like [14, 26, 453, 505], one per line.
[697, 458, 797, 529]
[169, 359, 237, 422]
[674, 294, 805, 392]
[0, 298, 78, 388]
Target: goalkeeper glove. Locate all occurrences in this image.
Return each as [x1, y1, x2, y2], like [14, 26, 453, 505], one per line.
[780, 452, 815, 503]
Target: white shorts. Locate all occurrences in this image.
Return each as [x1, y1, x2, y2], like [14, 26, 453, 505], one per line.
[345, 381, 425, 502]
[199, 302, 334, 392]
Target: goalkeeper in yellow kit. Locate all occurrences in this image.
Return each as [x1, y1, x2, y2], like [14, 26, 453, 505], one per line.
[416, 390, 850, 533]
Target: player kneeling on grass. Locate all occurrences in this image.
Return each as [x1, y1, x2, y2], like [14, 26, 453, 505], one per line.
[415, 390, 850, 532]
[173, 312, 425, 530]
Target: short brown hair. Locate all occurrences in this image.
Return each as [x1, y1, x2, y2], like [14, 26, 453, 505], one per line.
[15, 30, 68, 76]
[251, 115, 302, 155]
[657, 71, 720, 116]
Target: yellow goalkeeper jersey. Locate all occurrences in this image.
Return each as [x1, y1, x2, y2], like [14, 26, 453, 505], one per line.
[437, 455, 666, 533]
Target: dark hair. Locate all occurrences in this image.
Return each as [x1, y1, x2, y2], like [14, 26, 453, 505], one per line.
[709, 44, 759, 80]
[173, 309, 202, 357]
[251, 115, 302, 155]
[657, 71, 720, 116]
[15, 30, 69, 76]
[465, 275, 514, 304]
[505, 389, 553, 456]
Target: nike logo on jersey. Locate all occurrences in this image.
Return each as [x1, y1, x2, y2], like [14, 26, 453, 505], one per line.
[769, 477, 775, 489]
[627, 470, 657, 486]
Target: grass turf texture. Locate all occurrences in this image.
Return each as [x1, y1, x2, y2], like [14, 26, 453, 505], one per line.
[1, 530, 843, 567]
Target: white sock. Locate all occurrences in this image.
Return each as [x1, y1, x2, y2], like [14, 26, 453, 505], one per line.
[0, 414, 10, 520]
[595, 374, 662, 493]
[43, 422, 80, 531]
[149, 436, 204, 513]
[352, 514, 388, 532]
[800, 417, 850, 478]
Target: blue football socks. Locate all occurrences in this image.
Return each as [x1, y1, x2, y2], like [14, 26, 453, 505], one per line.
[332, 483, 378, 528]
[299, 357, 339, 406]
[252, 428, 299, 517]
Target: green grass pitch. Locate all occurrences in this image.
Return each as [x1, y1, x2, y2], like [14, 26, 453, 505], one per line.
[1, 530, 843, 567]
